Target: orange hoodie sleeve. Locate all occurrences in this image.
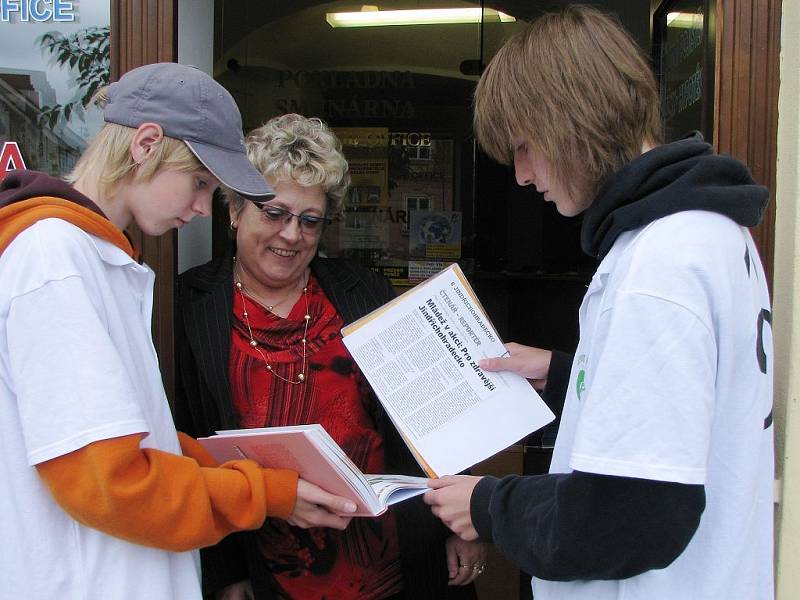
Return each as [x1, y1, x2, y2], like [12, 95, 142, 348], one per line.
[36, 433, 298, 552]
[177, 431, 221, 467]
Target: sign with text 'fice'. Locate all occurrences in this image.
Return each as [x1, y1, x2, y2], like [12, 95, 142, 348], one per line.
[1, 0, 75, 22]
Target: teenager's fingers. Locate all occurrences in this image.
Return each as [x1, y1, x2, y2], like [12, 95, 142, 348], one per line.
[292, 507, 352, 530]
[479, 353, 531, 374]
[306, 507, 352, 529]
[315, 511, 352, 530]
[480, 353, 531, 374]
[319, 494, 357, 514]
[427, 475, 459, 489]
[313, 490, 357, 514]
[429, 504, 456, 530]
[477, 356, 506, 372]
[298, 480, 357, 513]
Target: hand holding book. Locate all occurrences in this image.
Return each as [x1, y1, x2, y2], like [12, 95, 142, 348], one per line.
[425, 475, 482, 541]
[198, 424, 429, 517]
[289, 479, 357, 529]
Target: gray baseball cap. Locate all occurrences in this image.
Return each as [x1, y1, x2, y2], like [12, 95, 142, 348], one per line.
[103, 62, 274, 198]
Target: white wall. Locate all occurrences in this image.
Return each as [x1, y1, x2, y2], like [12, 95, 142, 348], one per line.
[773, 0, 800, 596]
[177, 0, 214, 274]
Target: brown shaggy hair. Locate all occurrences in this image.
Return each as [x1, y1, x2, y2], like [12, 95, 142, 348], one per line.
[473, 5, 663, 201]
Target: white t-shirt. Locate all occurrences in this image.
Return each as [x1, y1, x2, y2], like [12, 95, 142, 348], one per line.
[0, 219, 201, 599]
[534, 211, 774, 600]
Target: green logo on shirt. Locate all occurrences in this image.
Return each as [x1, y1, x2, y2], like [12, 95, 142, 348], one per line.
[576, 370, 586, 401]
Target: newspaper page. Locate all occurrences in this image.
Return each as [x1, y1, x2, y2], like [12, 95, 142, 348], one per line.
[342, 263, 555, 477]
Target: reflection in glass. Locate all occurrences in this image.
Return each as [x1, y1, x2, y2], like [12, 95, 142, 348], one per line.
[214, 1, 526, 284]
[0, 3, 110, 177]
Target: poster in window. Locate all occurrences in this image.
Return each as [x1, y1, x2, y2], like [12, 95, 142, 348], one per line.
[322, 130, 456, 286]
[409, 210, 462, 259]
[337, 206, 389, 250]
[334, 127, 389, 208]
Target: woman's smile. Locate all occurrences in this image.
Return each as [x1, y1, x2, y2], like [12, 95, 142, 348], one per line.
[268, 246, 300, 258]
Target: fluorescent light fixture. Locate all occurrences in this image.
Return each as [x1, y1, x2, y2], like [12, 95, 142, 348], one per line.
[326, 7, 516, 28]
[666, 11, 703, 29]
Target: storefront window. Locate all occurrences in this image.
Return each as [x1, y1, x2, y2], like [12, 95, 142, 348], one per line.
[210, 1, 649, 358]
[213, 0, 527, 286]
[0, 2, 110, 180]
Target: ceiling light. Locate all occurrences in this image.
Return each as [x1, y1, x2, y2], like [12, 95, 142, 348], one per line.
[326, 7, 516, 28]
[666, 11, 703, 29]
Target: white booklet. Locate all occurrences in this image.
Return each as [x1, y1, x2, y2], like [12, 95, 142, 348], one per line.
[198, 424, 429, 517]
[342, 263, 555, 477]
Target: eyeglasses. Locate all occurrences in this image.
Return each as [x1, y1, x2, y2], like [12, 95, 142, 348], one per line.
[248, 199, 332, 234]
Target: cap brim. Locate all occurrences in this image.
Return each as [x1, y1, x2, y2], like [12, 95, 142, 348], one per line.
[185, 140, 275, 198]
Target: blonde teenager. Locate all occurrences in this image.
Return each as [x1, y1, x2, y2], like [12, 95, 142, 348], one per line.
[0, 63, 355, 600]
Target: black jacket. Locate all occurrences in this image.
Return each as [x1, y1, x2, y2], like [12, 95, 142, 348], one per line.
[175, 254, 474, 600]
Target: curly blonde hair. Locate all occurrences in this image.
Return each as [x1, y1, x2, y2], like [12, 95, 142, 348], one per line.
[224, 113, 350, 215]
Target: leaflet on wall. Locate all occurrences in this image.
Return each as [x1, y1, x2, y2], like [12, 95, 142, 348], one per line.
[407, 259, 455, 283]
[341, 263, 555, 477]
[334, 127, 389, 208]
[408, 210, 462, 259]
[370, 262, 410, 287]
[337, 207, 389, 250]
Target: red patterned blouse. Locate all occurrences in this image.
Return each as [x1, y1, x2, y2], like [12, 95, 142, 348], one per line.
[230, 274, 403, 600]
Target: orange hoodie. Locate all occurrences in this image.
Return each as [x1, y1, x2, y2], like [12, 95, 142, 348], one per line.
[0, 170, 298, 550]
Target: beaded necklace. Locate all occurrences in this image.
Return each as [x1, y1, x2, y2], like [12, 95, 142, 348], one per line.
[233, 260, 310, 385]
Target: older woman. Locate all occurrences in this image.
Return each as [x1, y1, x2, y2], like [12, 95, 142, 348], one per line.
[174, 114, 484, 600]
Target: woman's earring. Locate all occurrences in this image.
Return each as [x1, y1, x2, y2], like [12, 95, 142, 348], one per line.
[230, 220, 237, 230]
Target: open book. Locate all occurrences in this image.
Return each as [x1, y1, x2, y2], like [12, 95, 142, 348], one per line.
[197, 424, 429, 517]
[342, 263, 555, 477]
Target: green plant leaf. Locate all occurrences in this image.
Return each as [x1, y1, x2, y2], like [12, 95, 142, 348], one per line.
[36, 25, 110, 128]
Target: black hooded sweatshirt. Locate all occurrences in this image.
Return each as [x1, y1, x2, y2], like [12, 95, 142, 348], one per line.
[470, 133, 768, 581]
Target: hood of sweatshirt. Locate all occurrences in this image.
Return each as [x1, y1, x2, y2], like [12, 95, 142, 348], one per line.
[0, 169, 135, 258]
[581, 132, 769, 260]
[0, 169, 104, 212]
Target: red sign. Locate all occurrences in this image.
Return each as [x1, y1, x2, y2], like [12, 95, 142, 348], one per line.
[1, 142, 27, 181]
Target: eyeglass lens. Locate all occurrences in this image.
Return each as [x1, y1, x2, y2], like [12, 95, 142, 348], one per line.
[260, 205, 329, 232]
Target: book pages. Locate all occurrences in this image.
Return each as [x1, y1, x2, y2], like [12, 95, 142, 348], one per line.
[199, 424, 432, 516]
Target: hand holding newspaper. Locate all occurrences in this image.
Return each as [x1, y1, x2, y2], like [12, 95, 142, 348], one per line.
[342, 263, 555, 477]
